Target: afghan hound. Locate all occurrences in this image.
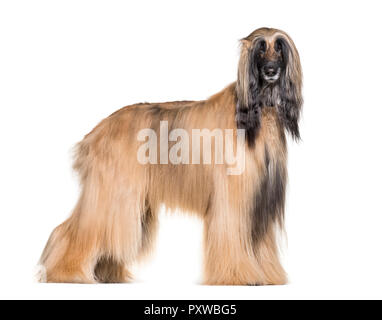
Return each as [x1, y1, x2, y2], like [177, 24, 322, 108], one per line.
[38, 27, 302, 285]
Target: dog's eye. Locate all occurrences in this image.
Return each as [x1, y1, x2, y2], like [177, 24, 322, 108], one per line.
[274, 40, 282, 52]
[259, 41, 266, 53]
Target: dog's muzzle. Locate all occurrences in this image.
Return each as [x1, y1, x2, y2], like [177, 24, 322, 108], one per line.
[262, 63, 281, 83]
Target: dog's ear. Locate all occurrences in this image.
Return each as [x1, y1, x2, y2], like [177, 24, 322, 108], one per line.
[236, 38, 262, 147]
[277, 37, 303, 140]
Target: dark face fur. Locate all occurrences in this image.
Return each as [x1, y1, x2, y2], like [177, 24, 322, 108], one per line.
[255, 38, 286, 85]
[236, 30, 303, 147]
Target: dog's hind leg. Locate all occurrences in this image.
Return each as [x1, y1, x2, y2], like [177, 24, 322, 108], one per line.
[38, 209, 100, 283]
[94, 256, 131, 283]
[39, 165, 148, 283]
[39, 181, 146, 283]
[94, 201, 158, 283]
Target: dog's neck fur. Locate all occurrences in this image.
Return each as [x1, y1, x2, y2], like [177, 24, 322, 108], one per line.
[257, 83, 281, 108]
[234, 80, 285, 147]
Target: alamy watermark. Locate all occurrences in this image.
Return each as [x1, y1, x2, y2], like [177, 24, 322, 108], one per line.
[137, 121, 246, 175]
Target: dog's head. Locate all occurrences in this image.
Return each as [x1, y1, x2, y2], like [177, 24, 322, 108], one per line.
[236, 28, 303, 144]
[255, 37, 285, 84]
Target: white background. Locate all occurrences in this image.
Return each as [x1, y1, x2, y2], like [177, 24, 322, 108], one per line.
[1, 0, 381, 300]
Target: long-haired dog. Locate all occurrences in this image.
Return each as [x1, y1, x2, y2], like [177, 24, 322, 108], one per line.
[39, 27, 302, 285]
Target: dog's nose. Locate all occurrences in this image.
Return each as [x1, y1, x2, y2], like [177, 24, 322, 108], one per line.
[263, 64, 277, 77]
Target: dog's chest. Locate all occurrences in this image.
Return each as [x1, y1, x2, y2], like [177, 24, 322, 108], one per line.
[259, 86, 281, 109]
[260, 107, 285, 156]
